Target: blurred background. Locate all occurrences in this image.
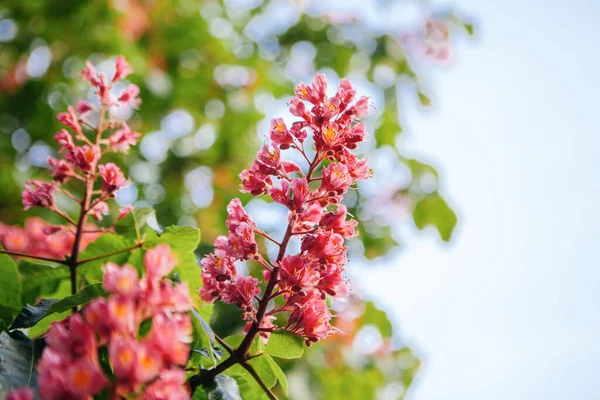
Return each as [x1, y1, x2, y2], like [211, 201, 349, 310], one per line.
[1, 0, 598, 399]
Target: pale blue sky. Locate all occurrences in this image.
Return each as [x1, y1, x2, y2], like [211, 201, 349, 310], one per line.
[356, 1, 600, 399]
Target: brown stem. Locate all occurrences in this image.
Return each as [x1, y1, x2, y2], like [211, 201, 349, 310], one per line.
[255, 230, 281, 246]
[50, 206, 77, 226]
[75, 244, 142, 266]
[241, 362, 278, 400]
[69, 176, 93, 298]
[215, 334, 234, 355]
[0, 249, 69, 265]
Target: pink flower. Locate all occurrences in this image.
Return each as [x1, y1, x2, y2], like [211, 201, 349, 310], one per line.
[64, 358, 108, 397]
[118, 84, 141, 108]
[133, 342, 163, 383]
[108, 122, 141, 153]
[118, 204, 134, 220]
[287, 292, 336, 343]
[98, 162, 128, 194]
[67, 145, 100, 173]
[335, 78, 356, 107]
[301, 229, 347, 268]
[75, 100, 94, 115]
[222, 275, 260, 316]
[269, 118, 294, 149]
[57, 105, 82, 135]
[144, 244, 178, 280]
[90, 201, 110, 221]
[255, 145, 282, 175]
[239, 166, 272, 196]
[47, 156, 74, 183]
[320, 163, 353, 196]
[319, 204, 358, 239]
[278, 255, 319, 292]
[269, 178, 310, 212]
[83, 298, 112, 339]
[5, 388, 34, 400]
[80, 61, 98, 84]
[103, 262, 139, 296]
[113, 55, 133, 82]
[109, 336, 137, 381]
[221, 221, 258, 260]
[225, 198, 255, 232]
[54, 129, 75, 152]
[142, 369, 189, 400]
[22, 180, 55, 210]
[107, 295, 137, 333]
[288, 98, 311, 122]
[147, 314, 191, 365]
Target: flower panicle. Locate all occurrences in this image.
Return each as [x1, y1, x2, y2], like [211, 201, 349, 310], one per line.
[200, 74, 372, 345]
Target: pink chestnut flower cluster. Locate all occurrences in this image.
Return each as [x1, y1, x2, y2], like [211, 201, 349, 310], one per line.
[10, 245, 193, 400]
[22, 56, 140, 220]
[200, 74, 371, 345]
[0, 217, 101, 260]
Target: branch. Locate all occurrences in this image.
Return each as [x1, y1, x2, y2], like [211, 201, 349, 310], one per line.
[215, 334, 234, 355]
[50, 206, 77, 226]
[76, 244, 142, 266]
[241, 361, 278, 400]
[255, 229, 281, 246]
[0, 249, 69, 265]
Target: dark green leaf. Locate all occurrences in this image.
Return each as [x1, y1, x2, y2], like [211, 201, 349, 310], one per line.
[413, 192, 457, 241]
[191, 308, 219, 366]
[0, 252, 21, 331]
[18, 261, 65, 305]
[0, 331, 36, 392]
[10, 299, 58, 330]
[46, 284, 106, 315]
[464, 22, 475, 36]
[265, 330, 304, 359]
[202, 374, 242, 400]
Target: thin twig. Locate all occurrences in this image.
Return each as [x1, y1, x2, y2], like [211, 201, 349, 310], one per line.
[255, 230, 281, 246]
[0, 249, 69, 265]
[76, 244, 142, 266]
[50, 206, 77, 226]
[215, 334, 234, 355]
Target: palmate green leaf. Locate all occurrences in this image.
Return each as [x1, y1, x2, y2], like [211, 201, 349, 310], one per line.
[28, 281, 71, 337]
[10, 299, 58, 330]
[412, 192, 457, 241]
[0, 252, 22, 332]
[190, 308, 220, 367]
[0, 331, 36, 393]
[78, 234, 137, 283]
[264, 354, 288, 395]
[265, 330, 304, 359]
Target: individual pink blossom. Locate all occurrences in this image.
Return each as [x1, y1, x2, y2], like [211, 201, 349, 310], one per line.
[107, 294, 137, 333]
[5, 388, 34, 400]
[54, 129, 75, 152]
[144, 244, 178, 280]
[278, 255, 319, 292]
[320, 163, 353, 196]
[109, 336, 137, 381]
[270, 178, 310, 212]
[22, 180, 55, 210]
[118, 84, 141, 108]
[90, 201, 110, 221]
[222, 275, 260, 317]
[133, 342, 163, 383]
[118, 204, 135, 220]
[113, 55, 133, 82]
[239, 166, 272, 195]
[57, 105, 82, 135]
[108, 122, 141, 153]
[142, 369, 190, 400]
[47, 156, 74, 183]
[99, 162, 128, 194]
[319, 204, 358, 239]
[269, 118, 294, 149]
[80, 61, 98, 84]
[103, 262, 139, 296]
[75, 100, 94, 115]
[67, 145, 100, 173]
[64, 358, 108, 397]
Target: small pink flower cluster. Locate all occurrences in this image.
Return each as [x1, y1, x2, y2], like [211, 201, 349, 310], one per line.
[22, 56, 140, 218]
[28, 245, 192, 400]
[200, 74, 371, 345]
[0, 217, 101, 259]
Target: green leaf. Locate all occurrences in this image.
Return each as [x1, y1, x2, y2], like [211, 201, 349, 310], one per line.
[0, 252, 22, 332]
[46, 283, 106, 315]
[18, 261, 66, 305]
[265, 330, 304, 359]
[190, 308, 219, 366]
[10, 299, 58, 330]
[412, 192, 457, 241]
[406, 158, 439, 181]
[145, 226, 204, 310]
[361, 301, 393, 338]
[28, 281, 70, 337]
[78, 234, 136, 283]
[201, 374, 242, 400]
[264, 354, 288, 394]
[376, 106, 401, 147]
[464, 22, 475, 36]
[115, 207, 156, 240]
[418, 91, 431, 106]
[0, 331, 36, 392]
